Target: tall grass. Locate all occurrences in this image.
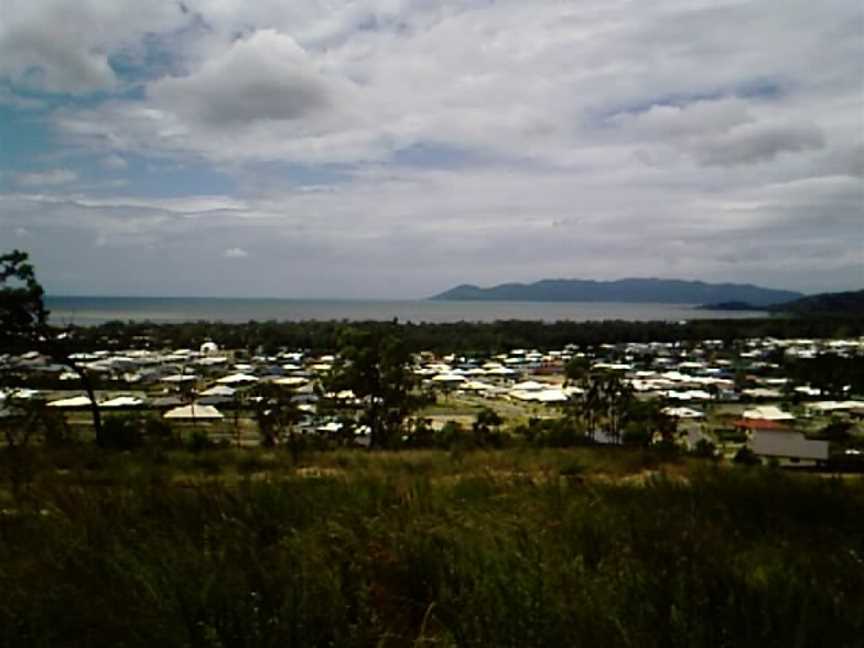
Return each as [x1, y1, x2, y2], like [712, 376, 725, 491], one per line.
[0, 448, 861, 646]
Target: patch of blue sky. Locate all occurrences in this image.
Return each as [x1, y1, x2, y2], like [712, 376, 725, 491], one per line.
[391, 142, 535, 170]
[239, 160, 355, 190]
[109, 28, 195, 85]
[0, 106, 54, 172]
[112, 154, 237, 198]
[597, 77, 787, 124]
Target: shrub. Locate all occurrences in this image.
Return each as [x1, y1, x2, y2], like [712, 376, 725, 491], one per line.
[733, 446, 761, 465]
[434, 420, 465, 449]
[187, 429, 212, 453]
[692, 439, 718, 459]
[101, 415, 143, 450]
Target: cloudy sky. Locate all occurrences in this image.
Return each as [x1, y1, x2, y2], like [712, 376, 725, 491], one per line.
[1, 0, 861, 298]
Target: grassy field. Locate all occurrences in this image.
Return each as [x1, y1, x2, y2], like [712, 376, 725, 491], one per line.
[0, 446, 862, 647]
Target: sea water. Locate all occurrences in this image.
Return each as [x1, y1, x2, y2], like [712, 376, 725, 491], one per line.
[45, 296, 769, 326]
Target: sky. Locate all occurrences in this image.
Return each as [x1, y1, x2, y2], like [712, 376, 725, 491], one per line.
[0, 0, 862, 298]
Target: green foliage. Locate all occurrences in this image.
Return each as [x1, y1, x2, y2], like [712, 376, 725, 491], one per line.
[1, 250, 107, 446]
[472, 407, 504, 448]
[819, 418, 853, 441]
[692, 439, 718, 459]
[187, 430, 212, 453]
[102, 415, 145, 451]
[786, 355, 864, 397]
[564, 356, 590, 382]
[54, 316, 864, 357]
[0, 451, 861, 646]
[251, 383, 302, 450]
[520, 417, 593, 448]
[327, 325, 420, 448]
[433, 420, 467, 450]
[0, 249, 48, 351]
[734, 447, 761, 465]
[621, 421, 653, 447]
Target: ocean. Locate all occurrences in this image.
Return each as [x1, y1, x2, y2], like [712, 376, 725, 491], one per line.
[44, 296, 769, 326]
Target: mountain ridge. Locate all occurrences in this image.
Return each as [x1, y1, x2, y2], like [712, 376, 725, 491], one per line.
[430, 278, 803, 306]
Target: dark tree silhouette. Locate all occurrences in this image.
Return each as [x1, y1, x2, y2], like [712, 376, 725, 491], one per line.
[327, 325, 419, 449]
[1, 250, 106, 445]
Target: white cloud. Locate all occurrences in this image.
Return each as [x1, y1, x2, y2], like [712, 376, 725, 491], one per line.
[45, 0, 862, 172]
[150, 30, 341, 127]
[0, 0, 184, 93]
[692, 121, 825, 167]
[2, 0, 861, 295]
[223, 247, 249, 258]
[14, 169, 78, 187]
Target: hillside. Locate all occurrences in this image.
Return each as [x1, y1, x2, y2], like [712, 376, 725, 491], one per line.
[430, 278, 801, 306]
[773, 289, 864, 315]
[700, 289, 864, 315]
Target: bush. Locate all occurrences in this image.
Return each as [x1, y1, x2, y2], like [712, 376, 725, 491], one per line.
[622, 422, 652, 447]
[143, 416, 175, 442]
[523, 417, 594, 448]
[692, 439, 718, 459]
[101, 415, 143, 451]
[187, 430, 212, 453]
[434, 420, 465, 450]
[734, 446, 761, 465]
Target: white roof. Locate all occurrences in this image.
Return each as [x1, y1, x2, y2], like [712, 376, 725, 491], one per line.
[794, 386, 822, 397]
[101, 396, 145, 408]
[432, 373, 466, 383]
[741, 388, 783, 399]
[199, 385, 236, 397]
[536, 389, 568, 403]
[512, 380, 545, 391]
[461, 380, 495, 391]
[485, 366, 516, 375]
[742, 405, 795, 421]
[163, 404, 224, 420]
[665, 389, 712, 401]
[216, 373, 259, 384]
[274, 376, 308, 387]
[809, 400, 864, 412]
[162, 374, 198, 383]
[47, 395, 93, 408]
[662, 406, 705, 419]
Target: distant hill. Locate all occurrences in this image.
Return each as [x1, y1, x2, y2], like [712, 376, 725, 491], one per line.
[699, 289, 864, 315]
[696, 301, 764, 312]
[430, 278, 802, 306]
[772, 289, 864, 315]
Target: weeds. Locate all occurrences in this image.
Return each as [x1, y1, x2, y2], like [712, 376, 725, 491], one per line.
[0, 448, 861, 646]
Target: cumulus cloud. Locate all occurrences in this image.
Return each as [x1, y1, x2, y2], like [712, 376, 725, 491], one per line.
[150, 30, 338, 127]
[0, 0, 184, 93]
[14, 169, 78, 187]
[43, 0, 861, 171]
